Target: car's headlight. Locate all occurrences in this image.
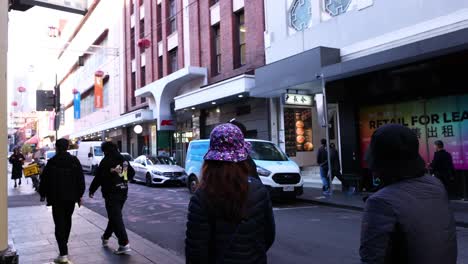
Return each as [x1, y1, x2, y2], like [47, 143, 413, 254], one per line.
[256, 166, 271, 176]
[152, 170, 163, 175]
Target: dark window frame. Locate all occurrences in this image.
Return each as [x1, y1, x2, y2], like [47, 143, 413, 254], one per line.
[131, 72, 136, 106]
[139, 19, 145, 38]
[234, 10, 246, 68]
[169, 49, 178, 74]
[130, 27, 135, 59]
[212, 24, 221, 75]
[168, 0, 177, 35]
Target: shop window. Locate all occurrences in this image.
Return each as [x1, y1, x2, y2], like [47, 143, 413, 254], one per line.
[140, 19, 145, 38]
[130, 27, 135, 59]
[284, 108, 313, 157]
[131, 72, 136, 106]
[169, 49, 178, 74]
[236, 105, 251, 116]
[211, 24, 221, 75]
[168, 0, 177, 35]
[235, 10, 246, 68]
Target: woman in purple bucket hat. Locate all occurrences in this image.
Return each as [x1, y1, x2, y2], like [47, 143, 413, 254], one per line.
[185, 123, 276, 264]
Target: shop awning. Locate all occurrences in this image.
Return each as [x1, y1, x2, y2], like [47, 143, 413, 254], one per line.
[174, 74, 255, 110]
[251, 47, 340, 98]
[69, 109, 153, 139]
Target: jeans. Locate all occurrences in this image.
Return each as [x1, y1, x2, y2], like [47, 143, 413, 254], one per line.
[103, 192, 129, 246]
[320, 166, 330, 191]
[52, 202, 76, 256]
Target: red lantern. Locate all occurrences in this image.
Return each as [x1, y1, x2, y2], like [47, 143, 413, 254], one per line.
[138, 38, 151, 50]
[11, 101, 18, 107]
[95, 70, 105, 77]
[17, 86, 26, 93]
[72, 88, 79, 94]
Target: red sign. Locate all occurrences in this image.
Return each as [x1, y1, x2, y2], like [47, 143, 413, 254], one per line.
[94, 75, 103, 108]
[161, 120, 174, 126]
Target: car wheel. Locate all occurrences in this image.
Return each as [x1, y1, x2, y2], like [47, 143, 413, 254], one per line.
[146, 174, 152, 187]
[188, 175, 198, 194]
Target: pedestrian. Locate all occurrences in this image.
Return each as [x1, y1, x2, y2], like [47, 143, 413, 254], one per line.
[9, 147, 25, 188]
[329, 143, 345, 190]
[316, 138, 330, 193]
[39, 139, 85, 264]
[429, 140, 455, 193]
[185, 123, 275, 264]
[89, 141, 134, 255]
[360, 124, 457, 264]
[229, 118, 260, 180]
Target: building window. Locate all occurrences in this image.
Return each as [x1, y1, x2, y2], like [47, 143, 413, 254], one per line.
[158, 56, 163, 78]
[130, 27, 135, 59]
[103, 81, 109, 107]
[212, 24, 221, 75]
[169, 49, 178, 74]
[131, 72, 136, 106]
[235, 10, 246, 68]
[156, 4, 162, 41]
[139, 19, 145, 38]
[210, 0, 219, 5]
[168, 0, 177, 34]
[140, 66, 146, 88]
[139, 0, 143, 6]
[130, 0, 134, 15]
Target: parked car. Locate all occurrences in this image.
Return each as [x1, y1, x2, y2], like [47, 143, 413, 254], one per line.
[132, 155, 187, 186]
[76, 141, 104, 175]
[185, 139, 304, 198]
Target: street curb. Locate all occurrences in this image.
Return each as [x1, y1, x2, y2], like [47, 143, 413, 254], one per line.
[297, 198, 468, 228]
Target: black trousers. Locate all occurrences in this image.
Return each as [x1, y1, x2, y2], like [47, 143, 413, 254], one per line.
[103, 192, 129, 246]
[52, 202, 76, 256]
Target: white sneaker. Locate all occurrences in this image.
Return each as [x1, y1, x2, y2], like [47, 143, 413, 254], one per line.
[114, 244, 131, 255]
[101, 236, 109, 247]
[54, 255, 69, 263]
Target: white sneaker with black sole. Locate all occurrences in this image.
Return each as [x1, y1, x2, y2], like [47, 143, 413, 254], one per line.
[54, 255, 69, 263]
[114, 244, 131, 255]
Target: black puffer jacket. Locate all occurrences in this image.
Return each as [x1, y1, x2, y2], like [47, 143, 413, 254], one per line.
[360, 175, 457, 264]
[39, 152, 85, 206]
[185, 177, 275, 264]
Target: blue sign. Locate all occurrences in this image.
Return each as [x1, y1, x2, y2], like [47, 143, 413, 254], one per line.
[74, 92, 81, 119]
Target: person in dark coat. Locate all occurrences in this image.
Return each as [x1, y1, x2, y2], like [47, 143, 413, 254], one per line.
[360, 124, 457, 264]
[185, 123, 275, 264]
[9, 147, 25, 188]
[39, 139, 85, 264]
[429, 140, 455, 193]
[329, 143, 345, 188]
[89, 141, 134, 255]
[229, 119, 260, 180]
[316, 138, 330, 193]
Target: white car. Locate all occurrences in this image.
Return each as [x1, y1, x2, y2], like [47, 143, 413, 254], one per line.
[132, 155, 187, 186]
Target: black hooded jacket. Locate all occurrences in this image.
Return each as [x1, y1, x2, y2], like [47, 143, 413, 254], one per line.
[39, 152, 85, 205]
[185, 177, 275, 264]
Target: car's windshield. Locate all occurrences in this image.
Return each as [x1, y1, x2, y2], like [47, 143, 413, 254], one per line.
[157, 156, 175, 165]
[46, 151, 55, 159]
[93, 146, 103, 156]
[146, 158, 154, 165]
[249, 141, 288, 161]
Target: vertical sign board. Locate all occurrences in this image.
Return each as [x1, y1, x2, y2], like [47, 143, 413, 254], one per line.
[94, 75, 103, 109]
[359, 94, 468, 170]
[73, 92, 81, 119]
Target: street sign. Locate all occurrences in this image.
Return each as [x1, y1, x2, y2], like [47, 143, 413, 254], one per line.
[10, 0, 88, 15]
[36, 90, 55, 111]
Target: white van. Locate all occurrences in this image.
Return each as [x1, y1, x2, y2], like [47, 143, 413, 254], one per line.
[77, 141, 104, 175]
[185, 139, 304, 198]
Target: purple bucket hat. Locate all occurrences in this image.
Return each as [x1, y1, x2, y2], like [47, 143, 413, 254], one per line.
[204, 123, 251, 163]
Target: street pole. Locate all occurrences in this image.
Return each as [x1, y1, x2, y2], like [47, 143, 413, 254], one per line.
[321, 74, 333, 195]
[55, 74, 58, 142]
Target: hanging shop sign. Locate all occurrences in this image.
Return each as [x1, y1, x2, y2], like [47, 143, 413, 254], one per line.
[73, 92, 81, 119]
[94, 71, 104, 109]
[284, 93, 313, 106]
[359, 94, 468, 170]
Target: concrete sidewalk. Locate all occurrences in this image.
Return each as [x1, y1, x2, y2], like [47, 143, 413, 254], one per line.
[299, 187, 468, 227]
[9, 205, 184, 264]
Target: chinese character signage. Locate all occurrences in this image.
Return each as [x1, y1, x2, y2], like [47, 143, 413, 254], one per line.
[94, 75, 103, 109]
[359, 95, 468, 170]
[284, 94, 313, 106]
[73, 92, 81, 119]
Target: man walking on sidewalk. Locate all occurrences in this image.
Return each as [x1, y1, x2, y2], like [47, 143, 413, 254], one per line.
[317, 138, 330, 194]
[39, 138, 85, 264]
[429, 140, 455, 194]
[89, 141, 134, 255]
